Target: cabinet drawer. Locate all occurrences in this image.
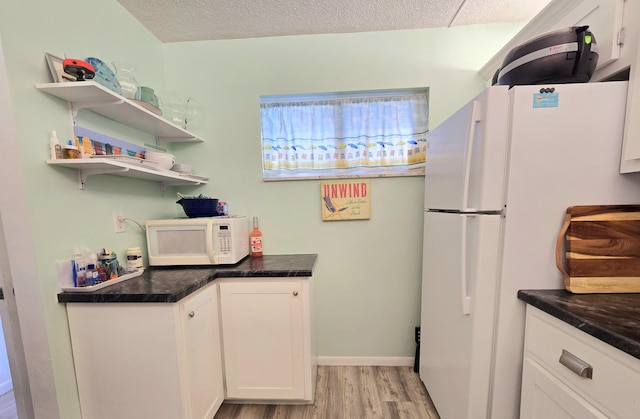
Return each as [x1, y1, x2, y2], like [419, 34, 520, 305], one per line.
[524, 306, 640, 418]
[521, 357, 607, 418]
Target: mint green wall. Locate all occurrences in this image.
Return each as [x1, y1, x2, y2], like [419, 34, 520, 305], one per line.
[162, 25, 521, 359]
[0, 1, 168, 417]
[0, 0, 521, 415]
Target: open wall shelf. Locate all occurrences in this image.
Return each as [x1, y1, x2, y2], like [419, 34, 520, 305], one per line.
[47, 159, 208, 191]
[36, 81, 204, 144]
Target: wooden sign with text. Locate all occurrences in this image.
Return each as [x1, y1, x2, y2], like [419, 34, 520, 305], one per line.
[320, 180, 370, 221]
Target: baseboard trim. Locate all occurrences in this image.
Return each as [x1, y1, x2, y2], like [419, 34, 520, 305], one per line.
[317, 356, 414, 367]
[0, 379, 12, 395]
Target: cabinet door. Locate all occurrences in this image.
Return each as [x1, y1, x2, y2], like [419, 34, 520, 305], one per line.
[220, 281, 305, 400]
[180, 285, 224, 419]
[621, 24, 640, 172]
[520, 358, 607, 419]
[551, 0, 624, 70]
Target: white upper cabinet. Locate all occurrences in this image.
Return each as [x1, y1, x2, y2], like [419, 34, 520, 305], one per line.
[480, 0, 640, 175]
[550, 0, 624, 70]
[620, 27, 640, 172]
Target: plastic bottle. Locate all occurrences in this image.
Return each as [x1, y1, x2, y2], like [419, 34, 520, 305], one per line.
[49, 131, 62, 160]
[73, 246, 87, 287]
[98, 267, 107, 283]
[86, 264, 98, 286]
[250, 216, 263, 258]
[76, 268, 86, 287]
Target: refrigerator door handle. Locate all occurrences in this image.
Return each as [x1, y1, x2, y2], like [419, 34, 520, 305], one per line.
[460, 214, 473, 315]
[461, 101, 481, 210]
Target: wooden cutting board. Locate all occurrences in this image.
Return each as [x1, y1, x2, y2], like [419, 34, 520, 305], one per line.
[556, 204, 640, 293]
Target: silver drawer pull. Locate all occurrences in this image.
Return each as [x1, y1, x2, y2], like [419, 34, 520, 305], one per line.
[559, 349, 593, 379]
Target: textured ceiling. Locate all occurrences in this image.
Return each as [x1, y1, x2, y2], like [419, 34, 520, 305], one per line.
[116, 0, 553, 43]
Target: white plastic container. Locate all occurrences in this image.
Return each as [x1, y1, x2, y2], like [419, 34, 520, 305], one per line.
[49, 130, 61, 159]
[126, 247, 143, 269]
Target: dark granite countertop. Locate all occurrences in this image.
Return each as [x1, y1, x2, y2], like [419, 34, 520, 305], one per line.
[58, 254, 317, 304]
[518, 289, 640, 361]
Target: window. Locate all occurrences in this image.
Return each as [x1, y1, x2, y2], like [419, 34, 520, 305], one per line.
[260, 88, 428, 180]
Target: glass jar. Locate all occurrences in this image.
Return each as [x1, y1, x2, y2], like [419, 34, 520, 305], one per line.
[98, 253, 120, 280]
[63, 145, 79, 159]
[112, 61, 139, 100]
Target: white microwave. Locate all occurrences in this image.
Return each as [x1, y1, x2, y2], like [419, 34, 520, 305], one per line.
[146, 216, 249, 266]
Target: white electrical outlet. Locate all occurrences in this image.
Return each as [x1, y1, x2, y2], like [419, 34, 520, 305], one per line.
[113, 212, 125, 233]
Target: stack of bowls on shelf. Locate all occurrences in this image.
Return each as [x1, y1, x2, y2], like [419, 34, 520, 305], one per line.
[144, 148, 175, 171]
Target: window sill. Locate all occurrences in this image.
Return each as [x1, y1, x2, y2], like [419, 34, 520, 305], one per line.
[262, 166, 424, 181]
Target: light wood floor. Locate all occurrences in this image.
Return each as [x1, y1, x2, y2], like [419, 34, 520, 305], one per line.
[0, 368, 438, 419]
[0, 390, 17, 419]
[214, 366, 440, 419]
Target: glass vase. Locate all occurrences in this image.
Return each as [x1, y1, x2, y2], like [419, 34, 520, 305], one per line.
[158, 90, 198, 129]
[112, 61, 139, 100]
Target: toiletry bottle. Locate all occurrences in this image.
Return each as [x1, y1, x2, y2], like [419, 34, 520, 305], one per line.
[98, 267, 107, 283]
[250, 216, 263, 258]
[49, 130, 62, 160]
[76, 267, 86, 287]
[86, 264, 98, 286]
[73, 246, 87, 287]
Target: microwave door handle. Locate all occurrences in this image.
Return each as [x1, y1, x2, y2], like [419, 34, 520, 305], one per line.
[206, 223, 218, 264]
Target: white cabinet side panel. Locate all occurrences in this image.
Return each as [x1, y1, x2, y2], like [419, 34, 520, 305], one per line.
[67, 304, 184, 419]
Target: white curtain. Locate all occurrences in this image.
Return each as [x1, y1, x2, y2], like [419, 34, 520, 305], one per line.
[261, 93, 428, 177]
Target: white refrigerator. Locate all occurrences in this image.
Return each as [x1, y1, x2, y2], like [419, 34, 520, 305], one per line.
[419, 81, 640, 419]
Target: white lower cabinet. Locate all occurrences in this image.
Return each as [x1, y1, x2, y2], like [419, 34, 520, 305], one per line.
[520, 306, 640, 419]
[521, 358, 607, 418]
[218, 278, 316, 402]
[66, 284, 223, 419]
[66, 277, 317, 417]
[181, 284, 225, 418]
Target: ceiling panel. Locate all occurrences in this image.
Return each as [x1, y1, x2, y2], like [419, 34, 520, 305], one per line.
[116, 0, 552, 43]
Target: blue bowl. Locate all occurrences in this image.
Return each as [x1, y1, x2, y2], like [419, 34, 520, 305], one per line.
[177, 198, 219, 218]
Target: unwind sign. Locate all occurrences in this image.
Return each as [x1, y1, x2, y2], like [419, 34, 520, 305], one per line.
[320, 180, 370, 221]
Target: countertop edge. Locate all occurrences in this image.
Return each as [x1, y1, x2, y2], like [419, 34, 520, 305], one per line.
[518, 289, 640, 361]
[57, 254, 318, 304]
